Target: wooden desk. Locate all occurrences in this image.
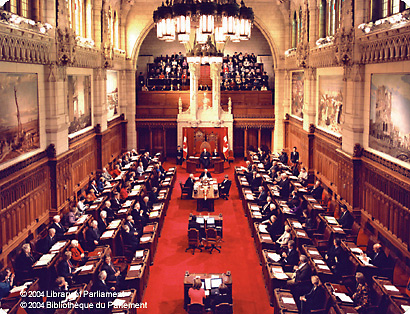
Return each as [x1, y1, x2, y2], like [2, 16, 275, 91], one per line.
[372, 276, 410, 314]
[124, 250, 150, 302]
[100, 220, 124, 256]
[324, 283, 358, 314]
[287, 218, 311, 248]
[87, 245, 110, 260]
[192, 180, 219, 212]
[214, 159, 224, 173]
[139, 224, 159, 265]
[186, 159, 197, 173]
[261, 251, 289, 305]
[341, 241, 377, 279]
[188, 214, 223, 238]
[76, 259, 102, 284]
[54, 284, 87, 314]
[302, 244, 333, 282]
[183, 272, 232, 310]
[110, 289, 138, 314]
[273, 289, 298, 314]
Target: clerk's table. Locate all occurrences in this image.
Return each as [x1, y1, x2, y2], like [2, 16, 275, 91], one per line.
[192, 179, 219, 212]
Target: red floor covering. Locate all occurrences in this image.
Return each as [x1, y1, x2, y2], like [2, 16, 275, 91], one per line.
[139, 160, 273, 313]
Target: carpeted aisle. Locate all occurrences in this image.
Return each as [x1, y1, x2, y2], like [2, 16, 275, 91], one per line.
[139, 160, 272, 313]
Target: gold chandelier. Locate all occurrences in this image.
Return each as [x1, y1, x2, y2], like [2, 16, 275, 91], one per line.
[153, 0, 254, 44]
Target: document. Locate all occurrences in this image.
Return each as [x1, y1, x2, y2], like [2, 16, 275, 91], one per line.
[383, 285, 399, 292]
[325, 216, 338, 224]
[63, 291, 78, 302]
[50, 241, 67, 252]
[140, 235, 152, 242]
[204, 278, 211, 290]
[108, 220, 121, 229]
[130, 265, 142, 271]
[9, 285, 27, 294]
[258, 224, 268, 233]
[308, 250, 320, 256]
[153, 204, 162, 211]
[135, 250, 144, 258]
[118, 208, 128, 214]
[282, 297, 295, 304]
[76, 215, 88, 224]
[112, 299, 126, 307]
[292, 221, 303, 229]
[267, 252, 281, 262]
[77, 264, 93, 272]
[149, 211, 159, 218]
[313, 259, 325, 265]
[317, 264, 330, 270]
[350, 247, 363, 255]
[296, 231, 306, 237]
[401, 305, 410, 311]
[101, 230, 115, 239]
[117, 291, 132, 297]
[334, 292, 353, 303]
[123, 200, 133, 207]
[274, 272, 289, 280]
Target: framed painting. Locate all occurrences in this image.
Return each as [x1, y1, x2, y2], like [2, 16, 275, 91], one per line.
[318, 75, 343, 135]
[67, 75, 92, 134]
[107, 70, 119, 119]
[291, 71, 304, 118]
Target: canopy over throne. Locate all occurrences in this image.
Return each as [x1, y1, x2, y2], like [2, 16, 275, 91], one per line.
[194, 129, 218, 155]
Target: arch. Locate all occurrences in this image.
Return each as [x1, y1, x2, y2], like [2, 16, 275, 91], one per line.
[130, 17, 280, 70]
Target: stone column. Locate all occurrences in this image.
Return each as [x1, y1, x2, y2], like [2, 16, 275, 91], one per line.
[308, 0, 319, 48]
[120, 66, 136, 149]
[93, 68, 108, 132]
[188, 62, 200, 119]
[93, 0, 103, 49]
[274, 69, 288, 151]
[210, 62, 222, 118]
[44, 63, 69, 155]
[342, 64, 365, 155]
[303, 67, 317, 132]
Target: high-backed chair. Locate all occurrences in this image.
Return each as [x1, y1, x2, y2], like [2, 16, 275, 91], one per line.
[203, 228, 221, 254]
[187, 303, 205, 314]
[214, 303, 233, 314]
[185, 229, 202, 255]
[227, 150, 235, 165]
[219, 180, 231, 200]
[180, 181, 191, 199]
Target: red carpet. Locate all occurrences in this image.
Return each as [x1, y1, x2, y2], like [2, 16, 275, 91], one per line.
[139, 160, 272, 313]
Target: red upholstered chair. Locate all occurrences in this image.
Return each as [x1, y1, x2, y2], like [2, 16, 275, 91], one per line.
[203, 228, 221, 254]
[187, 303, 205, 314]
[185, 229, 202, 255]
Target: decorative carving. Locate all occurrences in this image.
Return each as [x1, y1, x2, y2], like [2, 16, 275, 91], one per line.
[296, 42, 309, 68]
[353, 143, 363, 157]
[57, 27, 76, 66]
[309, 123, 315, 133]
[46, 144, 56, 158]
[94, 124, 102, 134]
[334, 27, 354, 65]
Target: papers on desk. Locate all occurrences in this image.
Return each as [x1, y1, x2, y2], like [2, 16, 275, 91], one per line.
[0, 309, 10, 313]
[289, 176, 298, 180]
[76, 215, 89, 224]
[77, 264, 93, 272]
[149, 211, 160, 218]
[384, 284, 399, 292]
[250, 204, 260, 211]
[95, 197, 104, 203]
[89, 204, 99, 209]
[307, 197, 316, 202]
[204, 278, 212, 290]
[118, 208, 128, 214]
[153, 204, 162, 211]
[333, 227, 344, 232]
[317, 264, 330, 271]
[292, 221, 303, 229]
[34, 253, 56, 266]
[313, 205, 323, 209]
[245, 194, 254, 200]
[140, 235, 152, 243]
[308, 250, 321, 256]
[66, 226, 78, 233]
[123, 200, 133, 208]
[50, 241, 67, 252]
[274, 272, 289, 280]
[261, 234, 272, 242]
[253, 213, 262, 219]
[130, 265, 142, 271]
[135, 250, 144, 258]
[101, 230, 115, 239]
[313, 259, 325, 265]
[350, 247, 363, 254]
[108, 219, 121, 229]
[267, 252, 281, 262]
[117, 291, 132, 298]
[281, 297, 295, 304]
[296, 231, 306, 237]
[112, 299, 126, 307]
[258, 224, 268, 233]
[334, 292, 353, 303]
[358, 255, 373, 266]
[169, 167, 175, 171]
[401, 305, 410, 312]
[325, 216, 339, 224]
[9, 284, 28, 294]
[298, 188, 308, 193]
[61, 291, 78, 303]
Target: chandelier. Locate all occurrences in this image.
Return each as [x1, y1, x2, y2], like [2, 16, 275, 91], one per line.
[153, 0, 254, 44]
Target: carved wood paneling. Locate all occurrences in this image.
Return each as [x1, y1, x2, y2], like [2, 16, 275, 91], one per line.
[101, 120, 126, 168]
[286, 117, 309, 167]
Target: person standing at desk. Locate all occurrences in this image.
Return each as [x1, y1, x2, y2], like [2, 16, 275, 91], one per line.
[176, 145, 184, 165]
[199, 169, 212, 180]
[184, 174, 195, 198]
[338, 205, 354, 229]
[188, 278, 206, 305]
[212, 149, 219, 158]
[290, 146, 299, 165]
[218, 175, 231, 199]
[299, 275, 325, 314]
[199, 148, 211, 169]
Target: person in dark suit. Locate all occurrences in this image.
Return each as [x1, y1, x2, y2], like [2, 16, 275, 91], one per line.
[286, 255, 312, 297]
[369, 243, 388, 269]
[176, 145, 184, 165]
[183, 174, 195, 197]
[97, 211, 109, 235]
[140, 195, 152, 213]
[277, 173, 291, 200]
[256, 186, 268, 205]
[50, 215, 67, 240]
[125, 215, 140, 235]
[111, 192, 122, 211]
[103, 200, 115, 221]
[212, 149, 219, 158]
[325, 238, 348, 276]
[46, 276, 69, 310]
[279, 149, 288, 165]
[212, 283, 232, 309]
[91, 271, 114, 313]
[290, 146, 299, 165]
[338, 205, 354, 229]
[199, 168, 212, 180]
[309, 180, 324, 200]
[266, 215, 282, 241]
[15, 243, 35, 279]
[269, 161, 280, 180]
[218, 175, 231, 199]
[250, 172, 262, 191]
[57, 251, 78, 284]
[199, 148, 211, 169]
[299, 276, 326, 314]
[86, 220, 100, 251]
[38, 228, 57, 253]
[101, 255, 120, 290]
[122, 225, 140, 252]
[281, 240, 299, 269]
[149, 187, 159, 204]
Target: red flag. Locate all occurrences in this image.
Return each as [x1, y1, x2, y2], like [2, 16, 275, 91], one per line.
[223, 128, 229, 159]
[183, 129, 188, 159]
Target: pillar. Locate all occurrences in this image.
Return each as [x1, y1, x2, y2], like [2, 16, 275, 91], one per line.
[93, 68, 108, 132]
[244, 127, 248, 158]
[274, 69, 288, 151]
[210, 62, 222, 118]
[188, 62, 200, 119]
[120, 66, 136, 150]
[93, 0, 103, 49]
[303, 67, 317, 131]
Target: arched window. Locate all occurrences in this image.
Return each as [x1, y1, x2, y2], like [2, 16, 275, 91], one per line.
[319, 0, 326, 38]
[298, 7, 303, 44]
[68, 0, 92, 39]
[371, 0, 409, 20]
[1, 0, 33, 19]
[114, 10, 119, 49]
[292, 11, 297, 48]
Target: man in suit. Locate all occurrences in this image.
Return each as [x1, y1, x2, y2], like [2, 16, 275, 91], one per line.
[149, 187, 159, 204]
[369, 243, 388, 269]
[338, 205, 354, 229]
[325, 238, 348, 276]
[278, 173, 291, 200]
[218, 175, 231, 200]
[97, 211, 108, 235]
[91, 270, 114, 312]
[50, 215, 67, 240]
[57, 251, 78, 284]
[101, 255, 121, 290]
[286, 255, 313, 297]
[122, 225, 140, 252]
[15, 243, 35, 273]
[110, 192, 122, 211]
[125, 215, 140, 235]
[176, 145, 184, 165]
[77, 196, 87, 213]
[199, 148, 211, 169]
[281, 240, 299, 269]
[290, 146, 300, 165]
[89, 179, 100, 196]
[309, 180, 324, 200]
[140, 195, 152, 213]
[266, 215, 282, 241]
[256, 186, 267, 205]
[279, 149, 289, 165]
[199, 168, 212, 180]
[38, 228, 57, 253]
[86, 220, 100, 251]
[212, 148, 219, 158]
[299, 276, 326, 314]
[269, 161, 280, 180]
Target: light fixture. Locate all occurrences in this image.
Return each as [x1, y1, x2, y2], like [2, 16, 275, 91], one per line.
[153, 0, 254, 44]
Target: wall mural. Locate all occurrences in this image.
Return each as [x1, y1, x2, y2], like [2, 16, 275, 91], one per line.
[369, 74, 410, 163]
[107, 70, 119, 119]
[318, 75, 343, 135]
[67, 75, 91, 134]
[291, 71, 304, 119]
[0, 73, 39, 164]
